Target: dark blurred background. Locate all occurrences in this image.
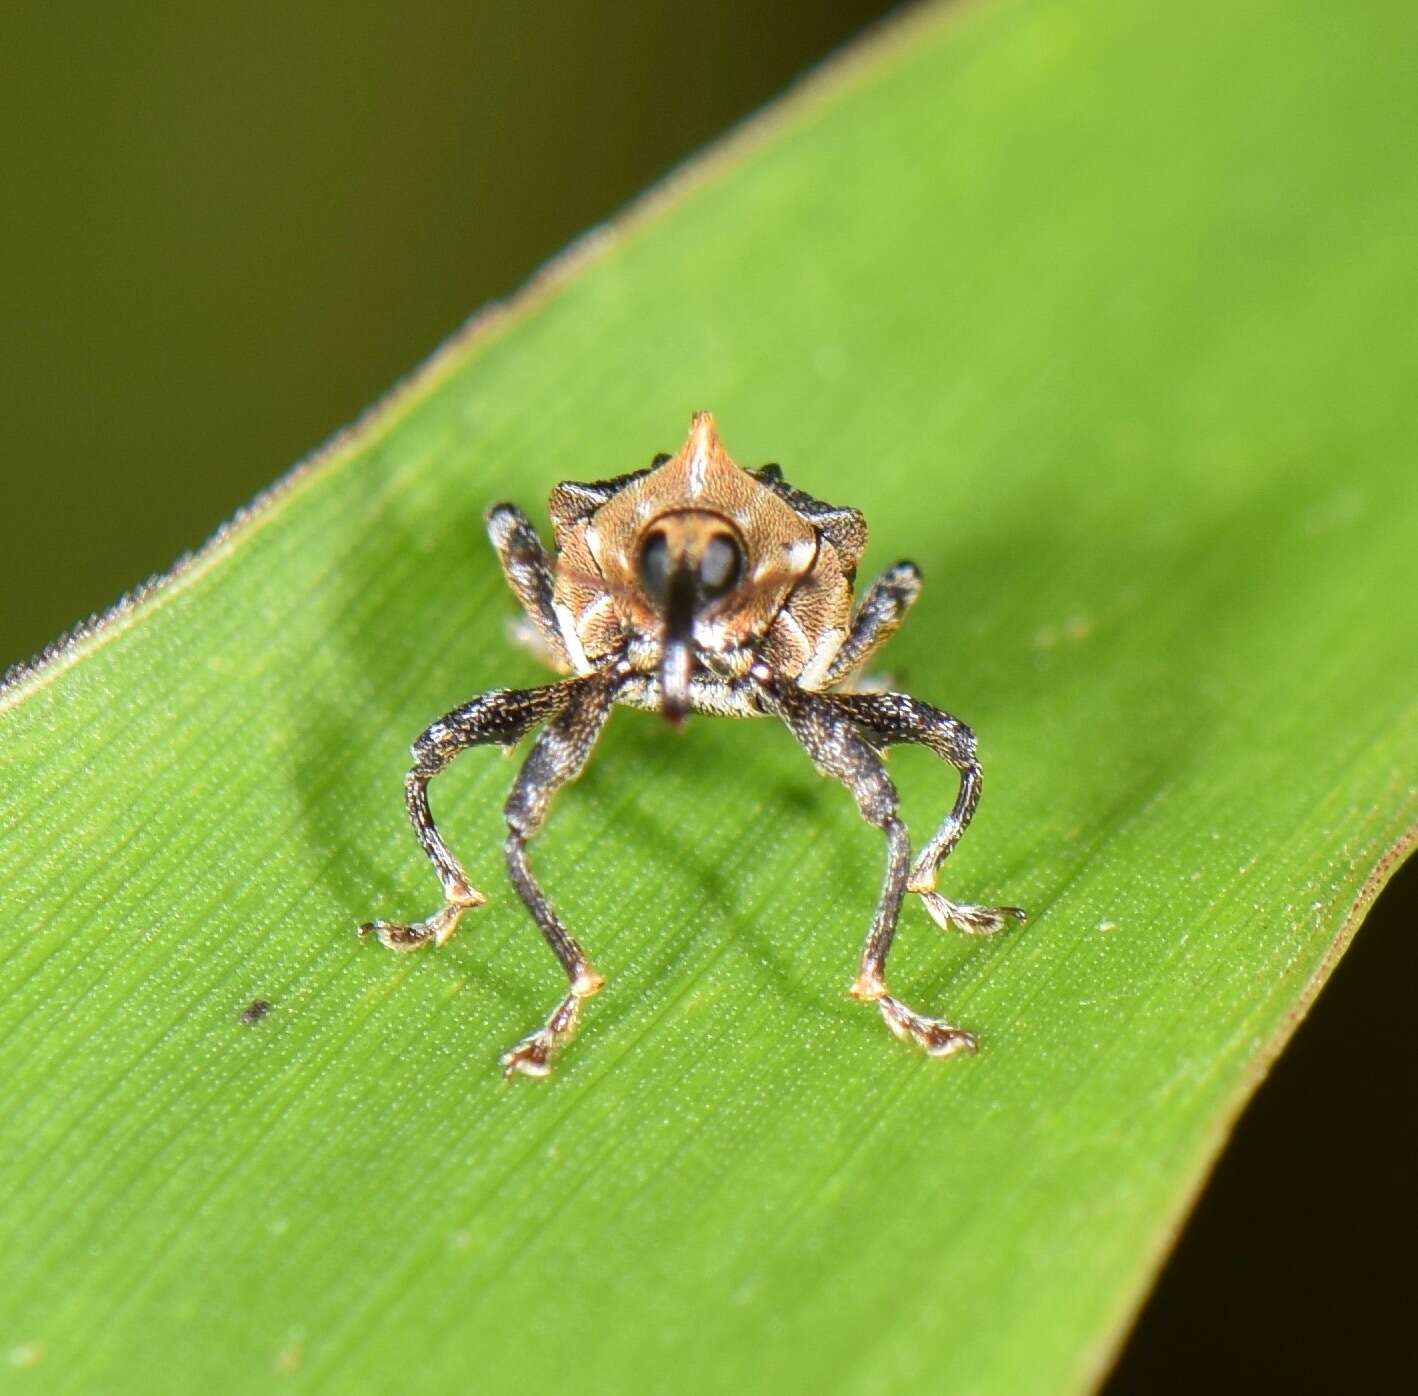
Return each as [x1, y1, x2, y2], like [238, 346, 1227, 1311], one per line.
[2, 1, 891, 670]
[3, 3, 1411, 1389]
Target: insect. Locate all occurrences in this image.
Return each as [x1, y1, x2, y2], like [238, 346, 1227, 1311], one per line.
[360, 412, 1024, 1077]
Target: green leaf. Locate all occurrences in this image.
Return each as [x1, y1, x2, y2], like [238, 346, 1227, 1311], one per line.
[4, 0, 1415, 1391]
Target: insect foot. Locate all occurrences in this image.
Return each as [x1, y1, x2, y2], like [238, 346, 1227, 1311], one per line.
[500, 966, 606, 1080]
[357, 887, 486, 952]
[910, 883, 1028, 937]
[851, 981, 978, 1059]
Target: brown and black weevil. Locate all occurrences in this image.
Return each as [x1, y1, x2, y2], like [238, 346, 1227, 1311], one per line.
[360, 412, 1024, 1077]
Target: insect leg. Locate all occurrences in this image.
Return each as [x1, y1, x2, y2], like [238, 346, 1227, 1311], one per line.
[486, 503, 570, 671]
[358, 680, 584, 951]
[499, 669, 622, 1078]
[828, 691, 1026, 936]
[760, 679, 978, 1059]
[820, 562, 921, 690]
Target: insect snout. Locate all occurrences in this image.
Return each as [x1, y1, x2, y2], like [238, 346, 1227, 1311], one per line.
[635, 512, 746, 723]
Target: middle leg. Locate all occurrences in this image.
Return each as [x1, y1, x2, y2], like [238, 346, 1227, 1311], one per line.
[499, 667, 625, 1078]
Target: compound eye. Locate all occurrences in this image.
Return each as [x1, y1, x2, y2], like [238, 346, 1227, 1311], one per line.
[698, 533, 743, 600]
[637, 530, 671, 606]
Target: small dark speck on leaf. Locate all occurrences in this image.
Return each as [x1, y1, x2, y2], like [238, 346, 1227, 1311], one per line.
[241, 999, 272, 1025]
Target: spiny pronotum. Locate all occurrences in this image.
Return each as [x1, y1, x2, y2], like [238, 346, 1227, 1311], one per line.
[360, 412, 1024, 1077]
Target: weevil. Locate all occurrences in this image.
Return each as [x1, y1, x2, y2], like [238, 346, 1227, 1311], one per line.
[360, 412, 1024, 1077]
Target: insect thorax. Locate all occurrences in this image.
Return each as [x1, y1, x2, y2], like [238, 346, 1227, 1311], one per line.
[547, 414, 860, 689]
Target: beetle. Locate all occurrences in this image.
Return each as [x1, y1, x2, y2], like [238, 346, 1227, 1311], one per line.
[360, 412, 1024, 1077]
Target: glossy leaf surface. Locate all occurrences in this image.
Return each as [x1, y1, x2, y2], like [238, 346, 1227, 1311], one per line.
[3, 1, 1415, 1390]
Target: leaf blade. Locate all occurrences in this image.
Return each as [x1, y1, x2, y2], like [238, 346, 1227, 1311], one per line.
[4, 1, 1417, 1392]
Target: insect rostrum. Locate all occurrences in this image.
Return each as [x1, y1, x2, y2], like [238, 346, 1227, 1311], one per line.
[360, 412, 1025, 1078]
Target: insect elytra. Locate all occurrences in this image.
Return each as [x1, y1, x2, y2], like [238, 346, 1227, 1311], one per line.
[360, 412, 1024, 1077]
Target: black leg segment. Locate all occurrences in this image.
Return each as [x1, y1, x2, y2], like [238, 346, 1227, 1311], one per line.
[358, 679, 584, 952]
[821, 561, 922, 689]
[826, 691, 1025, 935]
[500, 668, 624, 1077]
[486, 503, 570, 671]
[758, 677, 990, 1058]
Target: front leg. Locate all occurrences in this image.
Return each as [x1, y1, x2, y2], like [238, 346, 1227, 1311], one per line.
[756, 675, 979, 1060]
[499, 667, 624, 1078]
[486, 503, 571, 672]
[820, 561, 921, 690]
[828, 691, 1026, 936]
[358, 679, 585, 951]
